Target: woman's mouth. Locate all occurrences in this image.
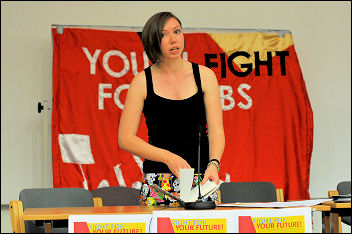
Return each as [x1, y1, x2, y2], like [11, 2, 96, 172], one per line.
[169, 47, 179, 53]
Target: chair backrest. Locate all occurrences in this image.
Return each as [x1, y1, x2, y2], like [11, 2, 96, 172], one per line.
[219, 182, 278, 203]
[19, 188, 95, 233]
[19, 187, 94, 210]
[337, 181, 351, 195]
[91, 186, 140, 206]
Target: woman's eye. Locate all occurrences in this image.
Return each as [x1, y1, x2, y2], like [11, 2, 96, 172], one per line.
[161, 33, 166, 38]
[175, 29, 180, 34]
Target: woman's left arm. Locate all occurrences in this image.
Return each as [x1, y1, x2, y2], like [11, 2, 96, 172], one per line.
[199, 65, 225, 185]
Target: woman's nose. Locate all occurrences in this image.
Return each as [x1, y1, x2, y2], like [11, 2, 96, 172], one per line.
[169, 34, 176, 43]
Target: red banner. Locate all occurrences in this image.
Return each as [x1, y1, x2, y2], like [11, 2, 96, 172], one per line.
[52, 27, 313, 200]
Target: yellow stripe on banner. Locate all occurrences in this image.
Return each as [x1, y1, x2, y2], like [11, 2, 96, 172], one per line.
[87, 223, 146, 233]
[209, 32, 294, 72]
[171, 218, 227, 233]
[251, 215, 305, 233]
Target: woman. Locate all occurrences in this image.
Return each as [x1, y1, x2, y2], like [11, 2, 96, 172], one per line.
[118, 12, 225, 206]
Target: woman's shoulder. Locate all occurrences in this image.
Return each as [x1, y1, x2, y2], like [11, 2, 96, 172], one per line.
[128, 69, 148, 99]
[131, 69, 147, 86]
[198, 64, 215, 74]
[196, 63, 217, 84]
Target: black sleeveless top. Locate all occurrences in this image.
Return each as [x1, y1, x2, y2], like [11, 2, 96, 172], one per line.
[142, 62, 209, 173]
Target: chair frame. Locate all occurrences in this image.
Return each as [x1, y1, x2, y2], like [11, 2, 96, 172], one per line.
[9, 200, 25, 233]
[9, 197, 102, 233]
[276, 188, 284, 202]
[93, 197, 103, 207]
[328, 190, 345, 233]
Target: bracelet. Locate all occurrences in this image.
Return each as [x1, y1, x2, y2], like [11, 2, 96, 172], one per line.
[207, 161, 220, 171]
[209, 159, 221, 167]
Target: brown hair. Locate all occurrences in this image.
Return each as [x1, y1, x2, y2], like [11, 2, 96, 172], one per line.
[141, 12, 182, 64]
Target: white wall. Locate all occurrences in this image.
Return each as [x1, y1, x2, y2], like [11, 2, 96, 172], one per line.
[1, 1, 350, 233]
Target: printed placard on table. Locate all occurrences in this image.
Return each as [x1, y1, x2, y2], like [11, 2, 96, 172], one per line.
[230, 207, 312, 233]
[150, 210, 236, 233]
[68, 214, 152, 233]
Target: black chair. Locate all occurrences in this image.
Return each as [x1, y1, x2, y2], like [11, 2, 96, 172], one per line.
[337, 181, 351, 226]
[91, 186, 140, 206]
[219, 181, 279, 203]
[19, 187, 95, 233]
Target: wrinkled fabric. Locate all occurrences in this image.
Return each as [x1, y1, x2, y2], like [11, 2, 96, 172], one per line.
[139, 173, 218, 206]
[52, 28, 313, 201]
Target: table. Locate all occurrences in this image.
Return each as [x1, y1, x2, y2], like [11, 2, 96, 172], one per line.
[23, 205, 331, 220]
[22, 204, 331, 233]
[321, 201, 351, 233]
[23, 206, 159, 233]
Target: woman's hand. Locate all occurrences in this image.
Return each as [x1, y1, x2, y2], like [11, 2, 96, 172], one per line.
[201, 163, 220, 185]
[164, 152, 191, 179]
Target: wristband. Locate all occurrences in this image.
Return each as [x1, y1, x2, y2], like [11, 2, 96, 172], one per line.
[207, 162, 220, 171]
[209, 159, 220, 167]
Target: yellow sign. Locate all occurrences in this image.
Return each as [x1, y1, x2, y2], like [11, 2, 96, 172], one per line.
[252, 216, 305, 233]
[170, 218, 227, 233]
[87, 223, 146, 233]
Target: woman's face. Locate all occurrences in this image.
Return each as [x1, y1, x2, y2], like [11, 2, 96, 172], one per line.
[160, 17, 184, 61]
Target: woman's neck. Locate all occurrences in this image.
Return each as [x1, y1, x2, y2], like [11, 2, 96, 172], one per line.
[154, 57, 187, 75]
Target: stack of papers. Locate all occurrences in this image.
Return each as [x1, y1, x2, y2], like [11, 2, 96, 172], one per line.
[332, 194, 351, 203]
[184, 180, 220, 202]
[217, 199, 333, 208]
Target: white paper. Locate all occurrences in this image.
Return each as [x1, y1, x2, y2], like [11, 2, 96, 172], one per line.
[180, 169, 220, 202]
[217, 199, 332, 208]
[179, 168, 194, 202]
[187, 180, 220, 202]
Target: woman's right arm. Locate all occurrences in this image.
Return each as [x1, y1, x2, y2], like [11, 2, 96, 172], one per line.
[118, 72, 191, 178]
